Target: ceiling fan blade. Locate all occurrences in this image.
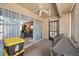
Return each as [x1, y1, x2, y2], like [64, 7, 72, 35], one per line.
[39, 10, 42, 16]
[42, 9, 48, 14]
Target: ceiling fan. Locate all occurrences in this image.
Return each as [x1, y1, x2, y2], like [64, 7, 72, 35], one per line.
[33, 5, 51, 16]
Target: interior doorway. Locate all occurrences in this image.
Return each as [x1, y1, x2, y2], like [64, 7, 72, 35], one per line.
[20, 21, 33, 39]
[49, 20, 59, 43]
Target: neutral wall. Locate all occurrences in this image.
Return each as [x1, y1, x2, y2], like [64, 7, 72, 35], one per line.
[42, 16, 59, 39]
[71, 4, 76, 41]
[71, 4, 79, 43]
[42, 18, 49, 39]
[42, 13, 71, 40]
[59, 13, 71, 38]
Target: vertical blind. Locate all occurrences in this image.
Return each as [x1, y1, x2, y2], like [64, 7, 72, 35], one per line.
[0, 8, 4, 56]
[33, 20, 42, 41]
[2, 9, 20, 38]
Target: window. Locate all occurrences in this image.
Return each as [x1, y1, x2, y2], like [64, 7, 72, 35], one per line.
[49, 20, 59, 40]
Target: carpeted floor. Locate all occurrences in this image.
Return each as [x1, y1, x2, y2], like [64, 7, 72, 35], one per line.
[23, 39, 52, 56]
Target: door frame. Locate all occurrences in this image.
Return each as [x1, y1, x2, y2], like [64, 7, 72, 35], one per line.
[49, 20, 59, 40]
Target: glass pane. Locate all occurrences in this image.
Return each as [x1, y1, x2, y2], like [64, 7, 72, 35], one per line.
[0, 8, 3, 56]
[33, 20, 42, 41]
[0, 33, 3, 39]
[49, 20, 59, 38]
[0, 25, 3, 32]
[3, 10, 20, 38]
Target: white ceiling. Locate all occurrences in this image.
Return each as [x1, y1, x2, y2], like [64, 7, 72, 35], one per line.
[61, 3, 74, 14]
[18, 3, 74, 18]
[18, 3, 59, 18]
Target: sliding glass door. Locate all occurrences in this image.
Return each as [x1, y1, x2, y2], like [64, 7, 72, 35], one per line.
[33, 20, 42, 41]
